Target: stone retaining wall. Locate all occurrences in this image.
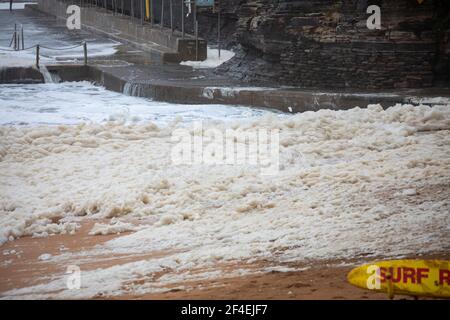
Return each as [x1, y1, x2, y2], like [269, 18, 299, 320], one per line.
[212, 0, 450, 89]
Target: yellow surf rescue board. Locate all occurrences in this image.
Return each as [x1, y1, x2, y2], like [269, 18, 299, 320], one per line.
[347, 260, 450, 299]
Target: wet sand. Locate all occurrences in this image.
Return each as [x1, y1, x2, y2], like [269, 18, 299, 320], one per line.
[1, 220, 447, 299]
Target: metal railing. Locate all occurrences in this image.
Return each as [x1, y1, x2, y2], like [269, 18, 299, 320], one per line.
[62, 0, 208, 38]
[61, 1, 222, 60]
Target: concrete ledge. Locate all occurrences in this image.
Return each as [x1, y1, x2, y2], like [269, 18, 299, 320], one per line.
[30, 0, 207, 62]
[44, 64, 442, 112]
[0, 67, 44, 84]
[3, 64, 447, 111]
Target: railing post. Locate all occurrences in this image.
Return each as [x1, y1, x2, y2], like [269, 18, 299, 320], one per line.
[21, 25, 24, 50]
[9, 32, 14, 48]
[13, 24, 17, 51]
[36, 45, 40, 69]
[140, 0, 144, 25]
[218, 1, 221, 59]
[150, 0, 153, 26]
[195, 20, 198, 61]
[194, 3, 198, 60]
[181, 0, 184, 38]
[160, 0, 164, 29]
[161, 0, 164, 29]
[131, 0, 134, 18]
[170, 0, 173, 33]
[83, 42, 88, 65]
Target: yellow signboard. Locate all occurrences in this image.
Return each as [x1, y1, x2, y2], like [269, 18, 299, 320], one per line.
[347, 260, 450, 299]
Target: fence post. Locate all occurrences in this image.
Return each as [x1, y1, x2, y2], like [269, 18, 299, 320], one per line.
[36, 45, 40, 69]
[83, 42, 88, 65]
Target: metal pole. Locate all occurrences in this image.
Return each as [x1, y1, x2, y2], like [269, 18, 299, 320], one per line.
[181, 0, 184, 38]
[21, 25, 24, 50]
[195, 21, 198, 61]
[193, 1, 196, 31]
[170, 0, 173, 33]
[218, 2, 221, 59]
[140, 0, 144, 24]
[36, 45, 40, 69]
[194, 3, 198, 60]
[13, 24, 17, 51]
[160, 0, 164, 29]
[131, 0, 134, 18]
[9, 32, 14, 47]
[83, 42, 88, 65]
[150, 0, 153, 26]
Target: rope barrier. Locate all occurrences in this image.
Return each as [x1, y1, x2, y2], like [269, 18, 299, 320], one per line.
[0, 43, 85, 52]
[39, 43, 85, 51]
[0, 47, 17, 52]
[0, 41, 89, 68]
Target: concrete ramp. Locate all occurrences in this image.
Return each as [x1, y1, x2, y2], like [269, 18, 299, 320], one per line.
[29, 0, 207, 63]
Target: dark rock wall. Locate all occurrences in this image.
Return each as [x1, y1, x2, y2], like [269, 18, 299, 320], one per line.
[80, 0, 449, 89]
[198, 0, 449, 89]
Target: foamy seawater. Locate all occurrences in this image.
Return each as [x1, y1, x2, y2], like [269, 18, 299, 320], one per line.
[0, 81, 281, 126]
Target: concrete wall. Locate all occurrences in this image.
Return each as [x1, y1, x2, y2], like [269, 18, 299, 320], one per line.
[0, 67, 44, 84]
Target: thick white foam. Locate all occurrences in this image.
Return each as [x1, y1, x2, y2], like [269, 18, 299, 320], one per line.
[0, 100, 449, 298]
[180, 47, 235, 69]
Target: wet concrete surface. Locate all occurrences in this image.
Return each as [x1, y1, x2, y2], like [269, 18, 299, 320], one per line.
[1, 8, 150, 62]
[0, 7, 241, 84]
